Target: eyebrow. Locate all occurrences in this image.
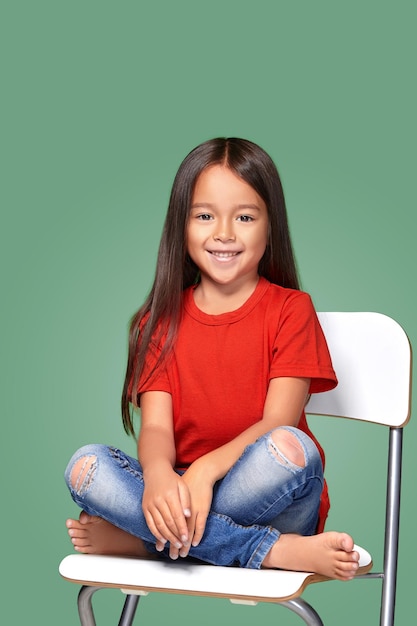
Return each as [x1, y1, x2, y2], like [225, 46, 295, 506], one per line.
[190, 202, 262, 211]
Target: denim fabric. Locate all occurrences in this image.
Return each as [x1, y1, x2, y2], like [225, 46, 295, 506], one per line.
[64, 426, 323, 569]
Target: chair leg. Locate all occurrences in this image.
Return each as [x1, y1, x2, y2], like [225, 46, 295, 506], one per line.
[77, 587, 323, 625]
[280, 598, 324, 626]
[380, 427, 403, 626]
[77, 586, 140, 626]
[118, 595, 140, 626]
[78, 585, 101, 626]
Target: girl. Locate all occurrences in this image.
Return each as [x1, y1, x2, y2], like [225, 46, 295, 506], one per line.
[65, 138, 360, 580]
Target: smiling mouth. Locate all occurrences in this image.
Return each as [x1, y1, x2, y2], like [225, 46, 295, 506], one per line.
[209, 251, 240, 258]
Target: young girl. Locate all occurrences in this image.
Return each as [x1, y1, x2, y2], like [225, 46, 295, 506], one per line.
[65, 137, 360, 580]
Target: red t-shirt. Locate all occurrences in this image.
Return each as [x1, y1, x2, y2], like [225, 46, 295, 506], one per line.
[138, 277, 337, 531]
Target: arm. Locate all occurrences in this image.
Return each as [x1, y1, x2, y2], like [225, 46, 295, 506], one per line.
[196, 376, 310, 481]
[182, 376, 310, 548]
[138, 390, 191, 551]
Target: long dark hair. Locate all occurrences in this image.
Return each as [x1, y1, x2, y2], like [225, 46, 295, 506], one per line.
[122, 137, 300, 435]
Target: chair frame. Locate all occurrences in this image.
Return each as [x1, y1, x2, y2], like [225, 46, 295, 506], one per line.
[76, 589, 329, 626]
[60, 312, 412, 626]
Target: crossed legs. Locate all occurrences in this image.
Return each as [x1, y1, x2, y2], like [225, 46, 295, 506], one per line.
[65, 428, 360, 579]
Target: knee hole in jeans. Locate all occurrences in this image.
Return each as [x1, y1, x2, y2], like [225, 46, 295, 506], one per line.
[269, 429, 306, 468]
[70, 455, 97, 495]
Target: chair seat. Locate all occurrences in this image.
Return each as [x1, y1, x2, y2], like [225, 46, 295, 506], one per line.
[59, 545, 372, 604]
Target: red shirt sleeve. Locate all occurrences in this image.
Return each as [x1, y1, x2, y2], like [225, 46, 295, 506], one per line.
[269, 291, 337, 393]
[136, 330, 172, 397]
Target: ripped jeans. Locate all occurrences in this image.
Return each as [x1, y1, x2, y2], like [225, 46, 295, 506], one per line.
[64, 426, 323, 569]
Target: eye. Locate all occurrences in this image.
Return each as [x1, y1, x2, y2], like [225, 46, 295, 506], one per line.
[196, 213, 213, 221]
[237, 215, 254, 222]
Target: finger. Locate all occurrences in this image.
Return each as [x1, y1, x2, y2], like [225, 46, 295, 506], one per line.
[144, 510, 168, 546]
[168, 504, 189, 544]
[191, 511, 208, 547]
[144, 489, 189, 545]
[178, 480, 192, 519]
[160, 491, 190, 545]
[178, 513, 195, 557]
[155, 539, 166, 552]
[144, 507, 182, 549]
[179, 540, 191, 558]
[169, 543, 181, 560]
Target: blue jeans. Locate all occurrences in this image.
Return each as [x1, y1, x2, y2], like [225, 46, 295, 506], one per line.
[64, 427, 323, 569]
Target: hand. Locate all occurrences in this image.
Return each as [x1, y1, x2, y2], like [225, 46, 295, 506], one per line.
[142, 467, 191, 555]
[177, 459, 215, 558]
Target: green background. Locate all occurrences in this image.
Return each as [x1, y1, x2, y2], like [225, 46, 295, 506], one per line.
[2, 1, 415, 624]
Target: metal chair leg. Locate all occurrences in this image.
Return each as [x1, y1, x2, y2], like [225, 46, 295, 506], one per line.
[78, 586, 140, 626]
[78, 585, 101, 626]
[118, 595, 140, 626]
[280, 598, 324, 626]
[380, 427, 403, 626]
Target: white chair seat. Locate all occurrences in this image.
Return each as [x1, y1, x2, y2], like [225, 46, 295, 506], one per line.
[59, 546, 372, 604]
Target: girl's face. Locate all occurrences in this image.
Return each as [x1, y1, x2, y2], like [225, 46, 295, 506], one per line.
[187, 165, 268, 292]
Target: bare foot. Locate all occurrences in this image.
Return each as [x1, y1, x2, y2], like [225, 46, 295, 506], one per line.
[66, 511, 152, 558]
[262, 531, 362, 581]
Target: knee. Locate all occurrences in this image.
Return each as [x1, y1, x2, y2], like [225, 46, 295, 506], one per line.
[64, 444, 103, 494]
[269, 427, 306, 468]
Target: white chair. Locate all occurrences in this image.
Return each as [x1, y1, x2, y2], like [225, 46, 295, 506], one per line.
[59, 312, 412, 626]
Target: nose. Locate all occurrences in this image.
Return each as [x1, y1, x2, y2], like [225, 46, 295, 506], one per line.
[213, 219, 236, 242]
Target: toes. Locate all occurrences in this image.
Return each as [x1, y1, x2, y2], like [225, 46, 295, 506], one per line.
[71, 536, 91, 548]
[339, 532, 354, 552]
[66, 518, 79, 529]
[70, 532, 93, 553]
[335, 557, 360, 580]
[68, 528, 89, 539]
[66, 519, 85, 532]
[341, 559, 359, 573]
[337, 548, 360, 566]
[74, 544, 93, 553]
[336, 549, 356, 563]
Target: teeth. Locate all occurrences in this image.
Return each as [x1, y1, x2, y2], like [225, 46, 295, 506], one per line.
[211, 252, 238, 257]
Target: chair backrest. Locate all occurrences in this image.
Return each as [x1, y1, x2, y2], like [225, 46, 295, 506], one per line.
[306, 312, 411, 427]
